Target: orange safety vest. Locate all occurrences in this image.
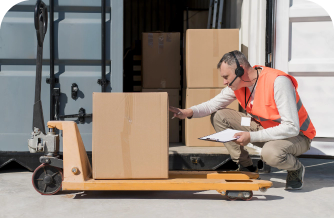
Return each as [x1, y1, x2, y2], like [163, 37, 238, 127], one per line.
[234, 65, 316, 139]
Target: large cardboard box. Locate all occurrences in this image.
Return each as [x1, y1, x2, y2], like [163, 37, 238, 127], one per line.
[142, 89, 180, 143]
[185, 88, 239, 147]
[182, 10, 209, 87]
[92, 93, 169, 179]
[186, 29, 239, 88]
[142, 32, 181, 89]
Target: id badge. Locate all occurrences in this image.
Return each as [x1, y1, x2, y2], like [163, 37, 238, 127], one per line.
[241, 117, 251, 126]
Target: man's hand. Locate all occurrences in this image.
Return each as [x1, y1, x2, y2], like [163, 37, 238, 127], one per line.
[233, 132, 251, 146]
[169, 106, 193, 119]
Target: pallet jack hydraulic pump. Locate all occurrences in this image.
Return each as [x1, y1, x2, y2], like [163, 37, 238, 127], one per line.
[28, 0, 272, 200]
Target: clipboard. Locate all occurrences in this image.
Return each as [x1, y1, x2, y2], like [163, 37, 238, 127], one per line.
[199, 129, 244, 143]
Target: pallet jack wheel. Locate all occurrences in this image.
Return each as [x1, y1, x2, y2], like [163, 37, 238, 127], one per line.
[32, 163, 63, 195]
[241, 191, 253, 201]
[226, 196, 237, 201]
[226, 191, 253, 201]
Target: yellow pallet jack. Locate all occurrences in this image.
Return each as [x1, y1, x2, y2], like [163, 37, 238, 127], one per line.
[30, 121, 272, 201]
[29, 0, 272, 201]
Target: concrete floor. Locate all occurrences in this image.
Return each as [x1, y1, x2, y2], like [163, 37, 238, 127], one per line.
[0, 158, 334, 218]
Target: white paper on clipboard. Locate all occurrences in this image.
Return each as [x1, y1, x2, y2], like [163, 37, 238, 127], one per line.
[199, 129, 244, 143]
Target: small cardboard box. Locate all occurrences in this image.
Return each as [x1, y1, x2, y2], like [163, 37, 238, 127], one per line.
[142, 89, 180, 143]
[92, 92, 168, 179]
[186, 29, 239, 88]
[184, 88, 239, 147]
[142, 32, 181, 89]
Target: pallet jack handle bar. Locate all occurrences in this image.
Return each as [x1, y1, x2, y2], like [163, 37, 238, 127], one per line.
[32, 0, 48, 135]
[34, 0, 48, 47]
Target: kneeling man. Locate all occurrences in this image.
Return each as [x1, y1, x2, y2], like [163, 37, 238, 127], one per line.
[170, 50, 316, 190]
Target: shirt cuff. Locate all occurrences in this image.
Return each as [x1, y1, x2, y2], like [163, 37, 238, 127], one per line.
[189, 106, 200, 118]
[249, 131, 261, 143]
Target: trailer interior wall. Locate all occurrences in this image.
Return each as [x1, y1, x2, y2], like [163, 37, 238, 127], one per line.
[121, 0, 230, 48]
[274, 0, 334, 156]
[123, 0, 263, 92]
[123, 0, 211, 50]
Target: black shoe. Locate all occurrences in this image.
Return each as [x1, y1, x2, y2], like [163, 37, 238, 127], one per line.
[285, 165, 305, 190]
[237, 165, 258, 173]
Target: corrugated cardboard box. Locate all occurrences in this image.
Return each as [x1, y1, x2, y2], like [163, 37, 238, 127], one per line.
[186, 29, 239, 88]
[142, 32, 181, 89]
[92, 92, 168, 179]
[182, 10, 210, 87]
[142, 89, 180, 143]
[185, 88, 239, 147]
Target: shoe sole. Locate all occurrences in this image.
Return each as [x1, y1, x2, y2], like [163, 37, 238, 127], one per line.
[285, 165, 305, 190]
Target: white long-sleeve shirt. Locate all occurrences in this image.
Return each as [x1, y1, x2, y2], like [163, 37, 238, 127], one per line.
[190, 76, 300, 143]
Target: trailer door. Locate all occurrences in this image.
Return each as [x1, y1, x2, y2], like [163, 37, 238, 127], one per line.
[274, 0, 334, 156]
[0, 0, 123, 154]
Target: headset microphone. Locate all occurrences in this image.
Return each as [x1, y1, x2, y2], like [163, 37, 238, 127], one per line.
[229, 75, 238, 86]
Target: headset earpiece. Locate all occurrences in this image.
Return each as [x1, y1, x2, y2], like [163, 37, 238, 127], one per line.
[230, 52, 244, 77]
[228, 52, 244, 87]
[235, 67, 244, 77]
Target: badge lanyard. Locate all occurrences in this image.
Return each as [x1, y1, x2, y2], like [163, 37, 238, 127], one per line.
[244, 68, 259, 116]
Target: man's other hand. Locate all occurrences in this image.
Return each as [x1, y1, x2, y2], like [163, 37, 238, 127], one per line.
[169, 106, 193, 119]
[233, 132, 251, 146]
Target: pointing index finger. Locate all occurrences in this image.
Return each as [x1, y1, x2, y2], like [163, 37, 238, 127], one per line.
[170, 107, 181, 114]
[169, 106, 178, 112]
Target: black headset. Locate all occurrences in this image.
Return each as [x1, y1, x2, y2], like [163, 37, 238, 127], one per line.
[228, 52, 244, 86]
[227, 52, 260, 112]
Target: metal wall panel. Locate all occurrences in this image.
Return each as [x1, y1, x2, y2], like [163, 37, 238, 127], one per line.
[274, 0, 334, 156]
[0, 0, 123, 152]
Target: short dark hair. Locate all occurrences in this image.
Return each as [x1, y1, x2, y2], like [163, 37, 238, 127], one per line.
[217, 50, 251, 70]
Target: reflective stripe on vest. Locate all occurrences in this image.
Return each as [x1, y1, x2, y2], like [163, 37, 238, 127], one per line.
[300, 115, 311, 131]
[249, 98, 310, 129]
[297, 98, 302, 111]
[296, 98, 311, 131]
[249, 113, 281, 123]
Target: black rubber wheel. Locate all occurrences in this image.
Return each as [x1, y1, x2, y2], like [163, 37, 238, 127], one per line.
[32, 164, 63, 195]
[226, 191, 238, 201]
[226, 196, 237, 201]
[241, 191, 253, 201]
[226, 191, 253, 201]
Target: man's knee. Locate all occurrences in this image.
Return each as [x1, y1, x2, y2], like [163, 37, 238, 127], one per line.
[210, 109, 234, 127]
[261, 142, 286, 167]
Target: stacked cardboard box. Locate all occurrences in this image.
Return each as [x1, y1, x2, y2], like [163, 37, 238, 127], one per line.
[184, 89, 239, 147]
[184, 29, 240, 147]
[142, 32, 181, 89]
[92, 92, 169, 179]
[182, 10, 209, 88]
[142, 32, 181, 142]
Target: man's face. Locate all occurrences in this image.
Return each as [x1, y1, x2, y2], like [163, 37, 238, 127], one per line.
[220, 62, 239, 91]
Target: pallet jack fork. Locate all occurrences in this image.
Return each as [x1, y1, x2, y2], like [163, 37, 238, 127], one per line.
[31, 121, 272, 201]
